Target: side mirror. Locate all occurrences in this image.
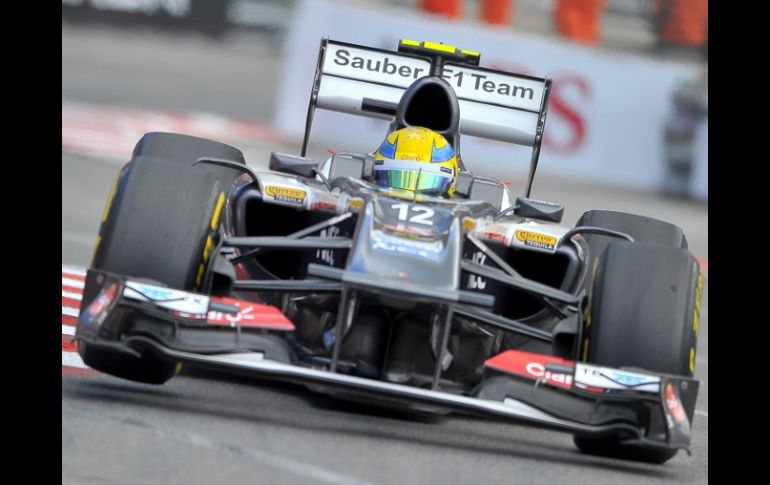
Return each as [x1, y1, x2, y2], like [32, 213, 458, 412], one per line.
[269, 152, 319, 179]
[514, 197, 564, 223]
[469, 176, 505, 211]
[327, 153, 377, 181]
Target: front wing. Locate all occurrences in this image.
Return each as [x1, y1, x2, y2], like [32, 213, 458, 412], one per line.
[75, 269, 699, 454]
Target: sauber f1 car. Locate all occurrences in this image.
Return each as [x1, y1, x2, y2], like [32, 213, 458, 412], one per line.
[75, 39, 702, 464]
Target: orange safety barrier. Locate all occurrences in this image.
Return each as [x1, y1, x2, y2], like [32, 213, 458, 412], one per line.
[554, 0, 606, 45]
[420, 0, 463, 19]
[656, 0, 708, 46]
[481, 0, 513, 25]
[421, 0, 515, 25]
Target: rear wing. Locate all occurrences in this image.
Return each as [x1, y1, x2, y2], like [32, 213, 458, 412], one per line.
[300, 38, 552, 197]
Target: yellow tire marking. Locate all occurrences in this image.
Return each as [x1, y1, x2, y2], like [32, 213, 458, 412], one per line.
[195, 191, 225, 290]
[210, 192, 225, 230]
[582, 338, 590, 362]
[693, 271, 703, 336]
[94, 173, 121, 263]
[101, 175, 119, 223]
[203, 235, 214, 262]
[693, 309, 700, 337]
[689, 347, 695, 373]
[195, 263, 206, 288]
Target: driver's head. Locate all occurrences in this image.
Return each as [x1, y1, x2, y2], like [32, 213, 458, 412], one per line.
[373, 126, 458, 197]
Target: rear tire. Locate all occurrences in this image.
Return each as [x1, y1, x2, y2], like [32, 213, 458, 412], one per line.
[573, 241, 702, 464]
[81, 156, 225, 384]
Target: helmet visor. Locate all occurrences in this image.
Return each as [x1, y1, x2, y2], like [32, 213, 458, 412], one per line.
[375, 168, 452, 193]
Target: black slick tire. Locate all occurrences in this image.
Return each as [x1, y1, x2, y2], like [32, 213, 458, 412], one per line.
[573, 241, 703, 464]
[80, 156, 225, 384]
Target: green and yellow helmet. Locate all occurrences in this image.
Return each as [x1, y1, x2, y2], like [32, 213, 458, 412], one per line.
[373, 126, 459, 197]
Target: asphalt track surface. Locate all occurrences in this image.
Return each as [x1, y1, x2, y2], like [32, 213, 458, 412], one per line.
[62, 24, 708, 484]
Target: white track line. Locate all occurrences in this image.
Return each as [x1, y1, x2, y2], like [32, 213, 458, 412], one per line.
[62, 278, 85, 289]
[62, 325, 76, 335]
[695, 410, 708, 418]
[62, 307, 79, 318]
[62, 351, 88, 369]
[63, 291, 82, 300]
[61, 265, 87, 276]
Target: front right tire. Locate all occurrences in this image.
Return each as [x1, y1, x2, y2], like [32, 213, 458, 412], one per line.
[573, 241, 702, 464]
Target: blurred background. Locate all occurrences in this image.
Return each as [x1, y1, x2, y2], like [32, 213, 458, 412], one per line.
[62, 0, 708, 265]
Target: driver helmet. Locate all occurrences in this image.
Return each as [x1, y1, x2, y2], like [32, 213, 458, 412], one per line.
[373, 126, 458, 197]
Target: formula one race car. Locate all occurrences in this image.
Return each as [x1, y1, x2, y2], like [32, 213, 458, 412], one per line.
[75, 39, 702, 464]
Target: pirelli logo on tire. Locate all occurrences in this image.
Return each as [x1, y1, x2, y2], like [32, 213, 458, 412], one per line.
[265, 186, 307, 206]
[195, 191, 226, 290]
[515, 230, 557, 251]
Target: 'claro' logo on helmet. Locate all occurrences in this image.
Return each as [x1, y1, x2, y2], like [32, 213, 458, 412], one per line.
[373, 126, 459, 197]
[515, 230, 557, 250]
